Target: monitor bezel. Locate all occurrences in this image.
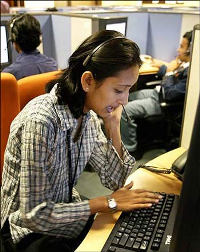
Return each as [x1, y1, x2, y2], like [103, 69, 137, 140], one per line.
[1, 20, 12, 71]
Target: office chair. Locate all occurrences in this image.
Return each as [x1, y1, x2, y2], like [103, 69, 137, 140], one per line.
[1, 73, 20, 184]
[18, 70, 61, 110]
[136, 80, 184, 153]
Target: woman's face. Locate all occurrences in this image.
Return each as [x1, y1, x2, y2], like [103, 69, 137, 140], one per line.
[83, 66, 139, 118]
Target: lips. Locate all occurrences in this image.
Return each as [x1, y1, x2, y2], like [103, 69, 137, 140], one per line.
[106, 106, 114, 113]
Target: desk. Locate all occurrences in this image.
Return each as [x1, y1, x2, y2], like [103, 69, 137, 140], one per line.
[139, 63, 159, 75]
[139, 55, 161, 75]
[76, 147, 185, 252]
[136, 56, 162, 91]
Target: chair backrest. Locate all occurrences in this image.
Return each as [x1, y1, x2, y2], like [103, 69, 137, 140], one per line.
[1, 73, 20, 184]
[17, 70, 61, 110]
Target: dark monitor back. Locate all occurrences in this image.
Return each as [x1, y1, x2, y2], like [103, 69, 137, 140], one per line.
[170, 24, 200, 252]
[1, 20, 12, 71]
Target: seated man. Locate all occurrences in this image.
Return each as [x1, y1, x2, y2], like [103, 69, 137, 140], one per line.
[3, 13, 58, 80]
[120, 30, 192, 159]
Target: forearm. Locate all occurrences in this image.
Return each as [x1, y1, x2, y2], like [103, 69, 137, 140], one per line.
[104, 123, 123, 159]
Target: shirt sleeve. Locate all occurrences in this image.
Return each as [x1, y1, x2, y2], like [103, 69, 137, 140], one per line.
[157, 64, 167, 77]
[162, 68, 188, 101]
[19, 119, 90, 239]
[88, 115, 136, 191]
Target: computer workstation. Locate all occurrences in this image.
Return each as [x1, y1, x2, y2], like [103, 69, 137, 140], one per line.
[76, 24, 200, 252]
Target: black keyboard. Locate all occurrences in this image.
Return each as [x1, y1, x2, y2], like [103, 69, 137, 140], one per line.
[101, 193, 179, 252]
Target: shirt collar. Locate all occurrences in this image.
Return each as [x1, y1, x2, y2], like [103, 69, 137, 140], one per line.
[180, 61, 190, 69]
[19, 49, 40, 57]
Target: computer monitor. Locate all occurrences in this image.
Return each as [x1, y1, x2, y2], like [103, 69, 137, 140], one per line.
[1, 20, 12, 71]
[93, 17, 127, 36]
[170, 24, 200, 252]
[180, 24, 200, 150]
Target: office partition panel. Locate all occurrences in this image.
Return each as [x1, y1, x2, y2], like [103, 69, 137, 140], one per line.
[147, 13, 182, 62]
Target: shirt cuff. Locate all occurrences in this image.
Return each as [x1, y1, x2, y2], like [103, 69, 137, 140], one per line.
[165, 71, 174, 77]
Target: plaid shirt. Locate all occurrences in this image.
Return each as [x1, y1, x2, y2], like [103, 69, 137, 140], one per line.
[1, 86, 136, 243]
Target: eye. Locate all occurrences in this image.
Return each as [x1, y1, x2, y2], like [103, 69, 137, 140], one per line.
[115, 89, 124, 94]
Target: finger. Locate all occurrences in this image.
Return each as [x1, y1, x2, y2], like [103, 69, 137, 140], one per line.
[133, 189, 162, 199]
[131, 203, 153, 210]
[124, 181, 134, 190]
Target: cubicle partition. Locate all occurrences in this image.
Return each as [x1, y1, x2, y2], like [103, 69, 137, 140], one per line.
[1, 8, 199, 69]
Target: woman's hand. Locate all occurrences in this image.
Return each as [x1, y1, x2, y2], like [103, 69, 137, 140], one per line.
[102, 104, 123, 126]
[111, 181, 162, 212]
[89, 181, 162, 215]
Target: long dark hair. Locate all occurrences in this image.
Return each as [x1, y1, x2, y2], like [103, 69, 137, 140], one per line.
[46, 30, 142, 118]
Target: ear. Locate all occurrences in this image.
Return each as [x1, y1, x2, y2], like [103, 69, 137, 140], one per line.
[81, 71, 94, 92]
[13, 42, 22, 53]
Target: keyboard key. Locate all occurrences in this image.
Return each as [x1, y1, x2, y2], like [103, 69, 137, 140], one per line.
[151, 242, 160, 250]
[108, 246, 116, 252]
[157, 229, 164, 234]
[119, 233, 128, 247]
[158, 223, 166, 229]
[118, 227, 125, 232]
[115, 232, 122, 238]
[140, 240, 149, 251]
[133, 241, 141, 250]
[121, 221, 128, 228]
[111, 237, 119, 245]
[125, 237, 135, 249]
[136, 237, 142, 243]
[155, 233, 163, 238]
[125, 228, 131, 234]
[145, 231, 152, 236]
[138, 232, 144, 238]
[143, 235, 151, 241]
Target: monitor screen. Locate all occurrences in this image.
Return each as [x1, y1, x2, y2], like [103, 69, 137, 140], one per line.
[98, 17, 127, 36]
[105, 22, 127, 36]
[1, 20, 12, 71]
[1, 26, 9, 63]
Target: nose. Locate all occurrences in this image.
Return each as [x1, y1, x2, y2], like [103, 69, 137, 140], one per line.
[118, 93, 129, 105]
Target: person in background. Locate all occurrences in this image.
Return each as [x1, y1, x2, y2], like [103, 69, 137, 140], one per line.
[1, 1, 10, 13]
[120, 30, 192, 160]
[1, 30, 162, 252]
[2, 13, 58, 80]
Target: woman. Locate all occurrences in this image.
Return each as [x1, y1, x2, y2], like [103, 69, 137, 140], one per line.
[1, 30, 161, 251]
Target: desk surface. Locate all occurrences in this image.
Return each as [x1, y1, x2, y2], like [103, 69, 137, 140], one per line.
[76, 147, 186, 252]
[139, 63, 159, 75]
[139, 55, 159, 75]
